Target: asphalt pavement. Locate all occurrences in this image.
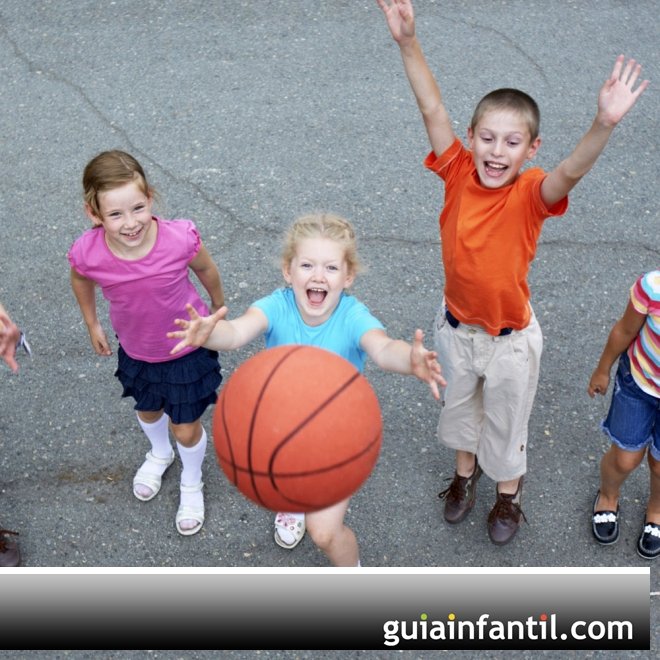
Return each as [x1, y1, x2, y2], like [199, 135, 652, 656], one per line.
[0, 1, 657, 658]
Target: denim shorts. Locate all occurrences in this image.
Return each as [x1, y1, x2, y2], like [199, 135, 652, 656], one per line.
[602, 351, 660, 460]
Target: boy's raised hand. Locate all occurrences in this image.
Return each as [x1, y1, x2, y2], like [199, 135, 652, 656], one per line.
[597, 55, 649, 127]
[168, 303, 228, 355]
[376, 0, 416, 44]
[410, 328, 446, 400]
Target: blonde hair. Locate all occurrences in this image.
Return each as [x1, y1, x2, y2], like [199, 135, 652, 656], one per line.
[470, 88, 540, 140]
[82, 150, 154, 218]
[281, 212, 362, 275]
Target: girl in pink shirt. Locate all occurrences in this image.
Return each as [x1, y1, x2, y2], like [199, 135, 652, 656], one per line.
[68, 150, 225, 537]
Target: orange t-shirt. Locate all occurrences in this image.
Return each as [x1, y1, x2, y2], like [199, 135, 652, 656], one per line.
[425, 139, 568, 335]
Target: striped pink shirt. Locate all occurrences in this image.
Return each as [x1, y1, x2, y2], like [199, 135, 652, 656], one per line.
[627, 270, 660, 397]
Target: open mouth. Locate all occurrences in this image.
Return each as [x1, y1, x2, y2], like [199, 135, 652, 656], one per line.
[485, 161, 508, 177]
[307, 288, 327, 305]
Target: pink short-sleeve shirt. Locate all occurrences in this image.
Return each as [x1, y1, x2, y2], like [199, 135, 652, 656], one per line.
[68, 217, 209, 362]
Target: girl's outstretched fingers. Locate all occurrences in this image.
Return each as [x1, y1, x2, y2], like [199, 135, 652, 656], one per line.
[411, 328, 446, 400]
[168, 304, 227, 355]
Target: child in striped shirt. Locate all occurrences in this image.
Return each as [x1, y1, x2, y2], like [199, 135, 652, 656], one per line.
[588, 270, 660, 560]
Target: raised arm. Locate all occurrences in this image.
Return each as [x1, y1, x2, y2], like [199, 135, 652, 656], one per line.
[587, 300, 645, 397]
[541, 55, 649, 207]
[70, 267, 112, 356]
[168, 304, 268, 355]
[376, 0, 456, 157]
[189, 243, 225, 312]
[360, 327, 446, 400]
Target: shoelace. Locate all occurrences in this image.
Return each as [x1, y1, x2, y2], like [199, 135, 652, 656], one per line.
[438, 474, 466, 501]
[0, 529, 19, 552]
[490, 496, 527, 524]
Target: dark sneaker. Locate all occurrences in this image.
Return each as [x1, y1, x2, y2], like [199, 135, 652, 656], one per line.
[591, 490, 619, 545]
[637, 521, 660, 560]
[438, 462, 482, 524]
[0, 529, 20, 567]
[487, 478, 526, 545]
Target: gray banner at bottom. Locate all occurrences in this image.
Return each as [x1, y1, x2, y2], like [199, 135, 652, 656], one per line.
[0, 569, 650, 650]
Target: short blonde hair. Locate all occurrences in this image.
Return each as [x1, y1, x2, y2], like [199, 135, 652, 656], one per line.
[281, 212, 362, 275]
[83, 150, 154, 218]
[470, 88, 540, 140]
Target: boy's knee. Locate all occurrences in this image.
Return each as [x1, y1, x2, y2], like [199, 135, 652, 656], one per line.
[648, 453, 660, 476]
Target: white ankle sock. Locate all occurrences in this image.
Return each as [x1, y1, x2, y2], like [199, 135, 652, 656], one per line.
[177, 428, 207, 487]
[177, 430, 207, 531]
[134, 414, 173, 498]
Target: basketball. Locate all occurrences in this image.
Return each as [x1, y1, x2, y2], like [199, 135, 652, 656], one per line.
[212, 345, 383, 512]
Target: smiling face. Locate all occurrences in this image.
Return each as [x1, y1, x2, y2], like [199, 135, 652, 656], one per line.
[467, 108, 541, 189]
[283, 237, 355, 326]
[86, 179, 156, 259]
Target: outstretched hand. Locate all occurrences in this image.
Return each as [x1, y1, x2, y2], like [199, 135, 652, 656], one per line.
[376, 0, 416, 44]
[597, 55, 649, 127]
[410, 328, 446, 400]
[168, 303, 228, 355]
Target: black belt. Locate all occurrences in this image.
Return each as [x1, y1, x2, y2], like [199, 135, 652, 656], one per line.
[445, 309, 513, 336]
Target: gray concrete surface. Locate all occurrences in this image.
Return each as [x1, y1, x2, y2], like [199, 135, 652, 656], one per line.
[0, 0, 657, 657]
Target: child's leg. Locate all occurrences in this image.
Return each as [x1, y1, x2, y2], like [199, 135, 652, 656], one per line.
[171, 419, 207, 535]
[306, 498, 359, 567]
[434, 315, 483, 460]
[646, 453, 660, 523]
[597, 350, 658, 510]
[134, 410, 175, 500]
[597, 445, 646, 511]
[497, 477, 522, 497]
[592, 446, 645, 546]
[433, 308, 484, 523]
[456, 450, 477, 477]
[637, 452, 660, 559]
[481, 314, 542, 545]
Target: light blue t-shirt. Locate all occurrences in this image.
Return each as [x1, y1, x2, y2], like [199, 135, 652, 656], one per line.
[251, 288, 384, 372]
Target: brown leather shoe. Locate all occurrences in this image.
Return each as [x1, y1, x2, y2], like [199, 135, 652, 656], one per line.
[487, 478, 526, 545]
[438, 462, 482, 524]
[0, 529, 20, 567]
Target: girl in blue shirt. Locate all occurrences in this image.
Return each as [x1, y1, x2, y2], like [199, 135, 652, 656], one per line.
[169, 212, 444, 566]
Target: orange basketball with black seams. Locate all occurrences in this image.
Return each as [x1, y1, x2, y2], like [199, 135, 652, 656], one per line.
[212, 345, 383, 512]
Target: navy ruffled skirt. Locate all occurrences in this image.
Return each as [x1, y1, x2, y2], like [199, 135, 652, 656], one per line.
[115, 346, 222, 424]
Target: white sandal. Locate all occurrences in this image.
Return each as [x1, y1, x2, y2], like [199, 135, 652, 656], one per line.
[133, 450, 175, 502]
[176, 481, 205, 536]
[274, 512, 306, 549]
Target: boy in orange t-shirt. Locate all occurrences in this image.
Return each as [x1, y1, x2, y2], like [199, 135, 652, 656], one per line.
[377, 0, 648, 545]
